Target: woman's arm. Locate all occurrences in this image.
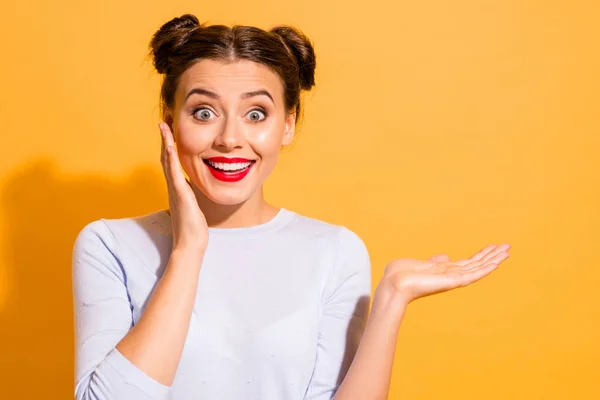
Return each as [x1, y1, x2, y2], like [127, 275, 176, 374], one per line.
[74, 123, 208, 399]
[73, 228, 204, 400]
[115, 122, 208, 386]
[333, 245, 511, 400]
[332, 286, 406, 400]
[114, 248, 203, 385]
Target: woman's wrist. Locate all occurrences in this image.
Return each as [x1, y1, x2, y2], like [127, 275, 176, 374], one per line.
[372, 283, 409, 318]
[170, 246, 205, 266]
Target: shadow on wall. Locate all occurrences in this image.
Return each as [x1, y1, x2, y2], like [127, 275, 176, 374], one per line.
[0, 159, 166, 400]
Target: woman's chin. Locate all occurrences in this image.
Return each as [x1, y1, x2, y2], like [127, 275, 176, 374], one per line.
[194, 182, 255, 206]
[208, 193, 251, 206]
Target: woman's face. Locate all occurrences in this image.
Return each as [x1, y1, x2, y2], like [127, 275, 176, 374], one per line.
[167, 59, 295, 205]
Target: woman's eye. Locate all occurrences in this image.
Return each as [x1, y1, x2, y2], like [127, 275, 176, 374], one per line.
[194, 108, 215, 121]
[247, 109, 266, 122]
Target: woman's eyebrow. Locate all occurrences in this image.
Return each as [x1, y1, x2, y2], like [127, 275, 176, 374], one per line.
[185, 88, 275, 104]
[241, 90, 274, 104]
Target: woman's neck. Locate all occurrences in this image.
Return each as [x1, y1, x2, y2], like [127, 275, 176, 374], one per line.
[188, 185, 279, 229]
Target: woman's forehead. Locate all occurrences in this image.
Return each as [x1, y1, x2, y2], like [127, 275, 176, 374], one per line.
[176, 59, 284, 101]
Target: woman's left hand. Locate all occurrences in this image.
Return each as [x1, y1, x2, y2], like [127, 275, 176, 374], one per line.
[377, 243, 511, 307]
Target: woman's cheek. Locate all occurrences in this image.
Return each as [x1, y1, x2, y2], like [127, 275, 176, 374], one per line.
[253, 126, 286, 155]
[176, 127, 212, 155]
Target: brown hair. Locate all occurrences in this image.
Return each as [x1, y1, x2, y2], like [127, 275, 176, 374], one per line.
[148, 14, 316, 126]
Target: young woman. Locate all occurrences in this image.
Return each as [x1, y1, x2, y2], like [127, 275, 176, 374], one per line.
[72, 14, 511, 400]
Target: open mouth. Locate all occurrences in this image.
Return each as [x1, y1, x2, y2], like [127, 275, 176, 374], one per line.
[203, 159, 254, 173]
[203, 157, 256, 182]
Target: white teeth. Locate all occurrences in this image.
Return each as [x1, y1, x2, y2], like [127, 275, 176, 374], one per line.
[207, 160, 252, 172]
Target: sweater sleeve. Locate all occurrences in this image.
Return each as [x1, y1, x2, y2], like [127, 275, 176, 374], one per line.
[72, 220, 171, 400]
[304, 227, 372, 400]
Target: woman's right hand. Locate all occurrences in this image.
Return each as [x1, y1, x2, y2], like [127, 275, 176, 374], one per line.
[375, 244, 511, 307]
[159, 122, 209, 253]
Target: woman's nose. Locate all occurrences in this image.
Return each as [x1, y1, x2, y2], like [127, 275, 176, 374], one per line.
[214, 117, 244, 150]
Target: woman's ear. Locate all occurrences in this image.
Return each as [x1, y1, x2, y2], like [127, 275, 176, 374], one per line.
[282, 112, 296, 146]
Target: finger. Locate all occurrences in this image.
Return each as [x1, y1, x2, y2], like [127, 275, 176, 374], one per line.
[162, 130, 190, 195]
[486, 251, 510, 266]
[161, 122, 175, 147]
[461, 251, 509, 273]
[159, 122, 166, 164]
[159, 123, 172, 184]
[160, 121, 179, 183]
[476, 243, 511, 266]
[455, 243, 510, 267]
[470, 244, 498, 262]
[454, 245, 496, 267]
[166, 145, 188, 192]
[454, 262, 499, 287]
[159, 124, 181, 215]
[428, 254, 451, 263]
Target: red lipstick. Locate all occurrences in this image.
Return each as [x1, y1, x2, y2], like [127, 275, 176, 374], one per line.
[204, 157, 255, 182]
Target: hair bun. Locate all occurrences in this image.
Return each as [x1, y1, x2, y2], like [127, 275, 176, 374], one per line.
[162, 14, 199, 31]
[270, 26, 316, 91]
[150, 14, 201, 74]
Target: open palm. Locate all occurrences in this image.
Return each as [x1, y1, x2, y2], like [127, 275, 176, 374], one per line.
[380, 244, 511, 305]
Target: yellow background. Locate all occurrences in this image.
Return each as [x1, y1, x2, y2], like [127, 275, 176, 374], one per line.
[1, 1, 598, 399]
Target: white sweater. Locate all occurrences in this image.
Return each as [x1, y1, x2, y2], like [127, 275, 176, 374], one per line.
[72, 208, 372, 400]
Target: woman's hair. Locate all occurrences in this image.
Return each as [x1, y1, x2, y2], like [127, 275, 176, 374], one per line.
[148, 14, 316, 125]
